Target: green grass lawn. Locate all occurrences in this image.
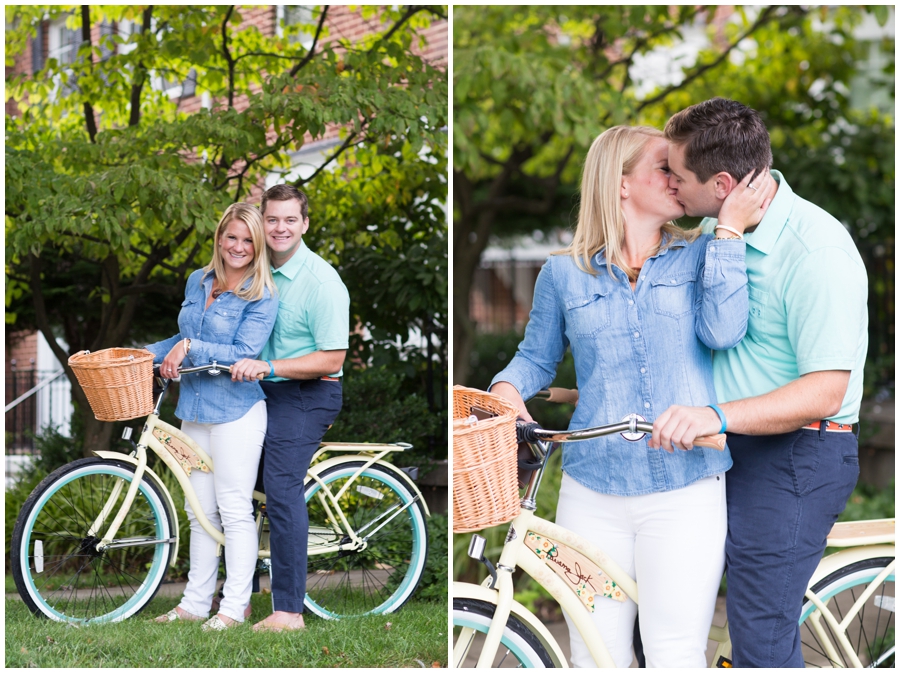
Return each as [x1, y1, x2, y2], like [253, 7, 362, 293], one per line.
[6, 591, 448, 668]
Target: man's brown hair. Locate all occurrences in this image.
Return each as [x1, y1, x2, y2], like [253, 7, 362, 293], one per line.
[261, 183, 309, 219]
[664, 98, 773, 184]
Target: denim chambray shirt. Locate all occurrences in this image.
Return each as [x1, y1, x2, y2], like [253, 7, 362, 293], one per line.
[145, 268, 278, 424]
[491, 234, 747, 496]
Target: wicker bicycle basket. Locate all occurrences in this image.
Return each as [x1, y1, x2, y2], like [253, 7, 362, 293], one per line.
[452, 385, 521, 533]
[68, 348, 155, 422]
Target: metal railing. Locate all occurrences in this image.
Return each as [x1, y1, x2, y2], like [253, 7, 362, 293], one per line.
[5, 368, 70, 455]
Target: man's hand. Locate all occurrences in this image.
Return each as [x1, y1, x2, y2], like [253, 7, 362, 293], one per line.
[649, 405, 722, 452]
[231, 358, 269, 382]
[718, 169, 777, 234]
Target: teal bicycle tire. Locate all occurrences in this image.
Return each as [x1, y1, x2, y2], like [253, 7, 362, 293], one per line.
[303, 461, 428, 619]
[11, 458, 175, 624]
[453, 597, 556, 667]
[799, 556, 895, 668]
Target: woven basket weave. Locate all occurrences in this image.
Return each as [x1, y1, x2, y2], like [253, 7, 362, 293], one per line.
[68, 348, 155, 421]
[452, 385, 521, 533]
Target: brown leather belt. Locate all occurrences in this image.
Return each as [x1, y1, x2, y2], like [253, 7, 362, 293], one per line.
[803, 420, 854, 433]
[321, 376, 341, 381]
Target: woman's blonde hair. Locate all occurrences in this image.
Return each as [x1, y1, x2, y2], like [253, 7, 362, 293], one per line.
[560, 125, 698, 279]
[204, 202, 277, 302]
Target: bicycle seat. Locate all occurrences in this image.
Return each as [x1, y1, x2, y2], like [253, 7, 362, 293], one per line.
[826, 518, 895, 547]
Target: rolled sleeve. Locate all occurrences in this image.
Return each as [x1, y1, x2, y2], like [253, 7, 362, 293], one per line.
[310, 280, 350, 351]
[490, 261, 567, 401]
[144, 334, 183, 363]
[695, 236, 748, 350]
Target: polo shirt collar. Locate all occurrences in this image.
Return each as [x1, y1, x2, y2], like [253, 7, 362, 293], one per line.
[744, 170, 794, 255]
[271, 239, 310, 280]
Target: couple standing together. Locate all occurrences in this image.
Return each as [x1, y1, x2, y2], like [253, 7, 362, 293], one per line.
[145, 184, 349, 632]
[491, 98, 868, 667]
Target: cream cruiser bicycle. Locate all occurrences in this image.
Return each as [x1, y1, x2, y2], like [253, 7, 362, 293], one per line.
[12, 350, 430, 624]
[451, 386, 895, 668]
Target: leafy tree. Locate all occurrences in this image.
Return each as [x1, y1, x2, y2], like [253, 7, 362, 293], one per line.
[6, 5, 448, 456]
[453, 5, 893, 385]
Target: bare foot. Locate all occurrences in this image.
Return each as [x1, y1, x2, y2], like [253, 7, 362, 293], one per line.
[252, 610, 306, 632]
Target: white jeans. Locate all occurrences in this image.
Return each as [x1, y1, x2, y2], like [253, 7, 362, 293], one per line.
[177, 400, 266, 622]
[556, 472, 726, 668]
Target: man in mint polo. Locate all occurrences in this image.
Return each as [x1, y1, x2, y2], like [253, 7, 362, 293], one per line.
[232, 183, 349, 632]
[649, 98, 868, 667]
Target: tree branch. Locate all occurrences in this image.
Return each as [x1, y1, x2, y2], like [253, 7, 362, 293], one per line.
[128, 6, 154, 126]
[81, 5, 98, 142]
[288, 6, 329, 77]
[295, 123, 368, 186]
[221, 5, 236, 109]
[637, 6, 782, 111]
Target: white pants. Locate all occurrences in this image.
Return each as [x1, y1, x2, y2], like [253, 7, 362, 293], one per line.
[177, 400, 266, 622]
[556, 472, 726, 668]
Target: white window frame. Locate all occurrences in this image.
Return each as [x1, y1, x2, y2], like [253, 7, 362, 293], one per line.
[276, 5, 317, 50]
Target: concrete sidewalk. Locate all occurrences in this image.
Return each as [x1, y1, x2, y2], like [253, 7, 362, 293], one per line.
[543, 595, 728, 667]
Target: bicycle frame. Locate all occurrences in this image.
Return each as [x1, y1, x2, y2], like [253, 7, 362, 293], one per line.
[462, 505, 638, 667]
[87, 364, 429, 567]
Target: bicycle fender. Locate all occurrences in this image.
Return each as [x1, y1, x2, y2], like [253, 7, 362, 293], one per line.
[807, 544, 895, 588]
[307, 456, 432, 517]
[453, 581, 569, 668]
[92, 450, 181, 566]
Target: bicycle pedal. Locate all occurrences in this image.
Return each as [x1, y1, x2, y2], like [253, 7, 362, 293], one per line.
[715, 656, 733, 668]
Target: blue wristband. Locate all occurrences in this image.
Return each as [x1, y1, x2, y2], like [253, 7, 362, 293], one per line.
[707, 404, 727, 434]
[265, 360, 275, 378]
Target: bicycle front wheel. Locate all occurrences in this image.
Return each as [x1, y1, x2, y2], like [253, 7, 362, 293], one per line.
[11, 458, 175, 624]
[453, 598, 556, 668]
[800, 556, 895, 668]
[303, 461, 428, 619]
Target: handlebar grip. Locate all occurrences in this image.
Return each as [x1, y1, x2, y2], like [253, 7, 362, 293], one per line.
[693, 434, 726, 451]
[545, 387, 579, 406]
[516, 422, 543, 444]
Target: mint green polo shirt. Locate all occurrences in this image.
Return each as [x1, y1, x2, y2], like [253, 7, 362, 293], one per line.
[702, 171, 868, 424]
[260, 239, 350, 380]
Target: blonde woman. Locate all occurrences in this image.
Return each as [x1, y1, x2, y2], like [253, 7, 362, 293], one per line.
[490, 127, 765, 666]
[145, 203, 278, 631]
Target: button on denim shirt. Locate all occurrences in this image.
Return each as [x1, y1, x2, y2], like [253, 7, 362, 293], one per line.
[491, 235, 747, 496]
[145, 268, 278, 424]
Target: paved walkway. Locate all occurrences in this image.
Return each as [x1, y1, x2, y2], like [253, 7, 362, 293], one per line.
[542, 595, 728, 667]
[6, 575, 271, 602]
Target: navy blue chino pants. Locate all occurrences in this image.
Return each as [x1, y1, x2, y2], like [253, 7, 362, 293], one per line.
[259, 378, 343, 613]
[725, 427, 859, 667]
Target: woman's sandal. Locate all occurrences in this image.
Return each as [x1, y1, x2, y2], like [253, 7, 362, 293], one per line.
[201, 614, 240, 631]
[155, 607, 203, 623]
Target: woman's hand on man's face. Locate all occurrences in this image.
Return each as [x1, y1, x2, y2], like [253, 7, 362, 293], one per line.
[718, 169, 777, 234]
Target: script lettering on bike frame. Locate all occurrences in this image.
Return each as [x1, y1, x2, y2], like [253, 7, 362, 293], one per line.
[153, 428, 210, 476]
[525, 531, 625, 612]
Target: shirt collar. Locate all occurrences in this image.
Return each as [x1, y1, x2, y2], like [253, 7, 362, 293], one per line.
[744, 170, 793, 255]
[271, 239, 310, 280]
[593, 231, 686, 267]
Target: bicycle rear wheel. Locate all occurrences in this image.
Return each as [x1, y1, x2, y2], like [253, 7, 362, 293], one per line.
[453, 598, 556, 667]
[800, 557, 895, 668]
[303, 461, 428, 619]
[11, 458, 175, 624]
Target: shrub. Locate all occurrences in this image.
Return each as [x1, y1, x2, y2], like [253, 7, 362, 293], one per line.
[418, 512, 448, 602]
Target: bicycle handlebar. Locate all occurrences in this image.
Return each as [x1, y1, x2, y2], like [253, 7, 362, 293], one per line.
[154, 361, 233, 377]
[517, 418, 726, 451]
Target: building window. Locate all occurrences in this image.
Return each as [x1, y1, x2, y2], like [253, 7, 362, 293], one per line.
[277, 5, 317, 50]
[47, 16, 80, 66]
